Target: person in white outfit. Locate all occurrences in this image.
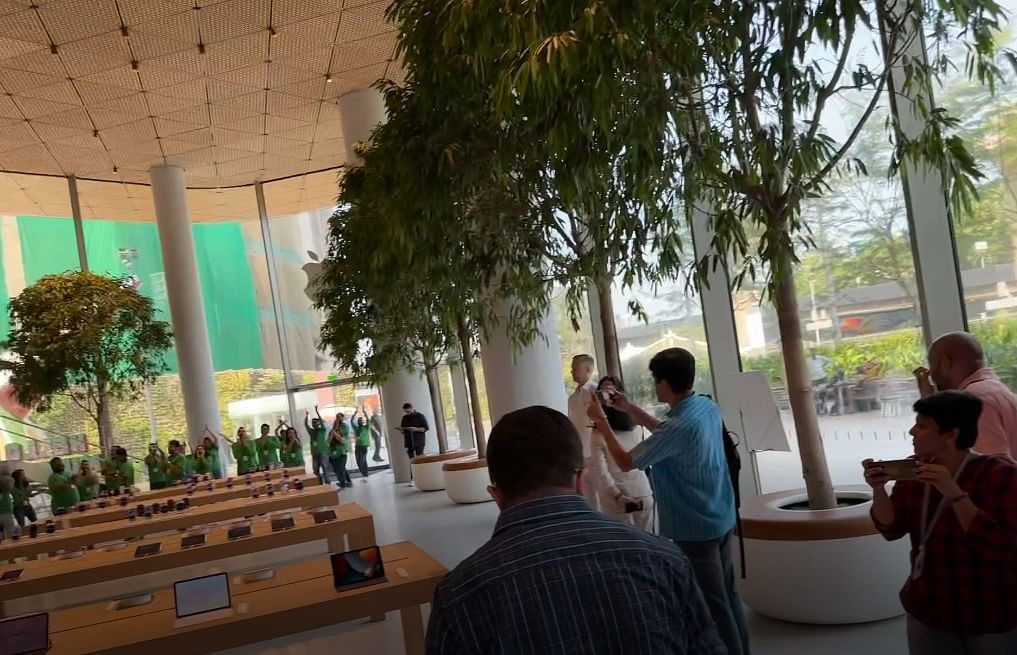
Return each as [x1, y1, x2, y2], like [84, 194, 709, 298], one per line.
[567, 354, 600, 509]
[590, 376, 655, 531]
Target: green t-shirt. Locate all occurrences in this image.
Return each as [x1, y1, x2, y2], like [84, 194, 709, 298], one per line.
[76, 475, 97, 501]
[309, 425, 328, 456]
[283, 440, 303, 468]
[117, 461, 135, 487]
[48, 472, 80, 510]
[328, 433, 347, 457]
[259, 436, 282, 465]
[205, 444, 221, 475]
[193, 456, 213, 475]
[167, 454, 191, 482]
[146, 455, 167, 485]
[354, 424, 371, 448]
[0, 490, 12, 515]
[232, 440, 260, 474]
[12, 483, 29, 508]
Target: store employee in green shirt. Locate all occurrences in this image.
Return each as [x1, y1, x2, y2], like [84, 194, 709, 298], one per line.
[166, 440, 193, 483]
[229, 426, 260, 475]
[282, 426, 304, 469]
[329, 416, 352, 488]
[202, 435, 222, 478]
[257, 423, 282, 468]
[76, 460, 99, 501]
[305, 407, 333, 484]
[1, 472, 16, 537]
[47, 457, 80, 514]
[350, 408, 373, 483]
[104, 447, 135, 491]
[192, 444, 215, 475]
[145, 444, 168, 490]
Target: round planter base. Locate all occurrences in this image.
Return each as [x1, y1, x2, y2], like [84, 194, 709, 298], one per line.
[738, 486, 908, 624]
[410, 450, 477, 491]
[442, 459, 493, 504]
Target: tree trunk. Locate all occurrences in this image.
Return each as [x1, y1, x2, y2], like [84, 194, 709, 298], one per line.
[458, 316, 487, 458]
[774, 267, 838, 510]
[424, 363, 448, 454]
[595, 277, 623, 381]
[97, 387, 113, 454]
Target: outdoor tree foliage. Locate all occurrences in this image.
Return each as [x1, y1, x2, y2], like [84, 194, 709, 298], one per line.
[384, 0, 1010, 509]
[1, 271, 173, 453]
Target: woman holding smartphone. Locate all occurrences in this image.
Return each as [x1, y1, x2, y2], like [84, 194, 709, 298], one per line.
[586, 376, 655, 532]
[282, 426, 304, 470]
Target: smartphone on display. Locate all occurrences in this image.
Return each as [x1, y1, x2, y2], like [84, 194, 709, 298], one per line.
[181, 534, 206, 549]
[312, 510, 337, 525]
[134, 543, 162, 558]
[331, 546, 385, 591]
[0, 568, 23, 582]
[879, 459, 919, 481]
[227, 525, 252, 541]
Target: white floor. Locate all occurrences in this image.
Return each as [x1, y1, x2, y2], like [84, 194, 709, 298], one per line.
[210, 470, 908, 655]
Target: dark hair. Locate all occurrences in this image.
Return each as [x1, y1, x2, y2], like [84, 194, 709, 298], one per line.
[649, 348, 697, 393]
[49, 457, 62, 467]
[13, 469, 27, 487]
[402, 403, 413, 410]
[261, 423, 270, 430]
[168, 440, 181, 449]
[487, 406, 583, 501]
[115, 447, 127, 457]
[913, 390, 982, 449]
[597, 376, 635, 432]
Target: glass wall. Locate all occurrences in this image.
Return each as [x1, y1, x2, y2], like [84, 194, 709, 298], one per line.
[940, 0, 1017, 391]
[733, 83, 923, 492]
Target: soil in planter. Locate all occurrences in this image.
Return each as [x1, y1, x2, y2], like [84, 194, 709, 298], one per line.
[781, 497, 869, 511]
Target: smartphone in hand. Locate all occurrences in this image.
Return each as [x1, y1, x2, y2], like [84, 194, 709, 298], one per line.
[879, 459, 919, 481]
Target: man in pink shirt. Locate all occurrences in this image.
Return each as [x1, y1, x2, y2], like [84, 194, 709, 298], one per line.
[915, 331, 1017, 458]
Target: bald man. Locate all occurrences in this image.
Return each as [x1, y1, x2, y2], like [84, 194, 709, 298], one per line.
[914, 331, 1017, 458]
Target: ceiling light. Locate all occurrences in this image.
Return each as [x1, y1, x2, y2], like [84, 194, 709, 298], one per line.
[131, 60, 139, 71]
[269, 26, 278, 38]
[121, 26, 129, 37]
[49, 44, 58, 55]
[93, 129, 99, 137]
[113, 166, 119, 174]
[325, 73, 333, 83]
[198, 42, 206, 54]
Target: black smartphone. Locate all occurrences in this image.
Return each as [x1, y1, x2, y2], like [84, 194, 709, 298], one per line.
[134, 542, 162, 558]
[624, 500, 644, 514]
[228, 525, 252, 541]
[0, 568, 23, 582]
[271, 516, 295, 532]
[312, 509, 337, 525]
[181, 533, 206, 549]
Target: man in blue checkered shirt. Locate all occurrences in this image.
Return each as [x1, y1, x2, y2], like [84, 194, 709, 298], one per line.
[425, 405, 724, 655]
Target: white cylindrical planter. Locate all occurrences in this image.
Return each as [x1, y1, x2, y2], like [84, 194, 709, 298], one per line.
[411, 449, 477, 491]
[450, 363, 475, 449]
[443, 459, 493, 504]
[480, 297, 568, 422]
[381, 368, 438, 483]
[150, 165, 222, 448]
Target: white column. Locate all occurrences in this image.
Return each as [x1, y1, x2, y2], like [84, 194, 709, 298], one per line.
[690, 204, 760, 500]
[450, 363, 475, 449]
[150, 164, 222, 448]
[381, 369, 438, 483]
[480, 297, 568, 423]
[338, 88, 387, 160]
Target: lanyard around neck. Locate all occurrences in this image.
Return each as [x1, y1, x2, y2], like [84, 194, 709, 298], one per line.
[919, 453, 973, 547]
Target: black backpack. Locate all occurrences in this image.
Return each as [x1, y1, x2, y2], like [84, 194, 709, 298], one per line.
[722, 422, 747, 578]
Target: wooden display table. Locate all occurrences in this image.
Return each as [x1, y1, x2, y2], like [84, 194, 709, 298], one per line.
[65, 475, 319, 528]
[46, 542, 446, 655]
[132, 467, 306, 502]
[0, 485, 337, 563]
[0, 503, 374, 615]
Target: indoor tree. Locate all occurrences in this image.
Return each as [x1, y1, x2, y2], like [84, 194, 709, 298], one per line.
[1, 271, 173, 453]
[389, 0, 1008, 508]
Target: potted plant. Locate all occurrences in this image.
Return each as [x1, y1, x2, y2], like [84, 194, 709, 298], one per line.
[1, 271, 173, 453]
[383, 0, 1008, 622]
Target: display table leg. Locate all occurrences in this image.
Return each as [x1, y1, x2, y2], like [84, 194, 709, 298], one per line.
[400, 604, 425, 655]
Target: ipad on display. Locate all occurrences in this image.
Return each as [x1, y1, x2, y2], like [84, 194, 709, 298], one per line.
[312, 509, 336, 525]
[133, 543, 162, 558]
[173, 573, 231, 619]
[330, 546, 386, 592]
[0, 612, 49, 655]
[227, 525, 252, 541]
[181, 533, 206, 549]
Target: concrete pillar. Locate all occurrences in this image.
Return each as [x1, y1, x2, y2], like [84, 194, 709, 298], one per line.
[150, 165, 222, 448]
[381, 369, 438, 483]
[450, 362, 475, 449]
[480, 297, 568, 423]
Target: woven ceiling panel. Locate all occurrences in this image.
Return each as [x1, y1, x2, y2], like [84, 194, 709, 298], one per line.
[0, 0, 395, 204]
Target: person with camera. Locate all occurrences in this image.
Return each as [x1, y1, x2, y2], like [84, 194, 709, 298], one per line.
[587, 375, 654, 531]
[590, 348, 748, 655]
[47, 457, 79, 515]
[863, 390, 1017, 654]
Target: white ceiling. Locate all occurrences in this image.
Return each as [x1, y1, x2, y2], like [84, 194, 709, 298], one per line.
[0, 0, 399, 189]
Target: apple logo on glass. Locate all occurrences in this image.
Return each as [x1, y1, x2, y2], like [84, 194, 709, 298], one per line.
[302, 250, 322, 302]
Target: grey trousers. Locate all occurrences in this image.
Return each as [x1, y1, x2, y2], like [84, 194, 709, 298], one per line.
[907, 615, 1017, 655]
[676, 530, 750, 655]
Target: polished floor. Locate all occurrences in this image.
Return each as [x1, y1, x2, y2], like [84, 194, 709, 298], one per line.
[233, 469, 909, 655]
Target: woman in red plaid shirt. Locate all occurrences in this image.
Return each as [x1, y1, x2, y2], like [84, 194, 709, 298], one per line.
[863, 390, 1017, 654]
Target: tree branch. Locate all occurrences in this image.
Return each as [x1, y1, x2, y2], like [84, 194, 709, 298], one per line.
[806, 27, 855, 144]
